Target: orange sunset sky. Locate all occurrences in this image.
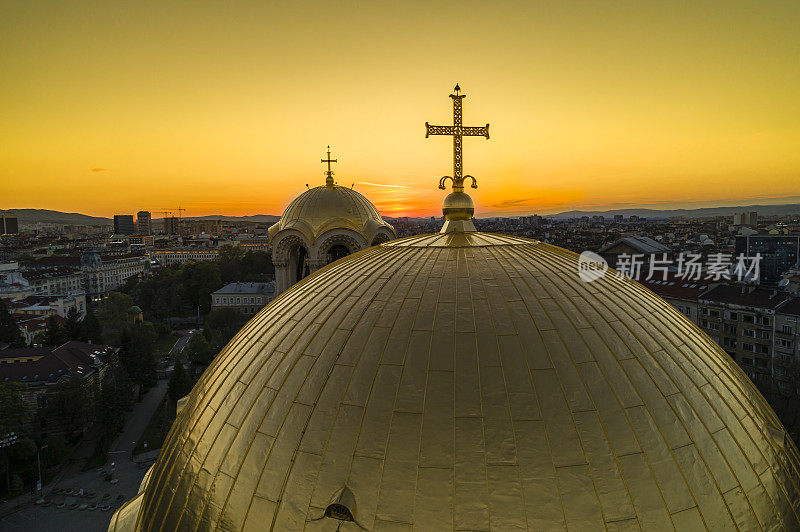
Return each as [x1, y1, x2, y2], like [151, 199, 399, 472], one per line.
[1, 1, 799, 218]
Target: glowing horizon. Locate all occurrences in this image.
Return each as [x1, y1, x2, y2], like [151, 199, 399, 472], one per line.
[1, 1, 799, 219]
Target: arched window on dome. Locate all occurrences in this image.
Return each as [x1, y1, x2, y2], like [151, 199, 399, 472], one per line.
[370, 230, 393, 247]
[294, 245, 309, 283]
[370, 233, 391, 246]
[326, 244, 349, 265]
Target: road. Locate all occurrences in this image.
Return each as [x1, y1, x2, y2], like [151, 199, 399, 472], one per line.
[171, 330, 193, 356]
[111, 379, 168, 456]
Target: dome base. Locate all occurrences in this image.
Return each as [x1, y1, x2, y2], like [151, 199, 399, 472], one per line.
[440, 218, 476, 233]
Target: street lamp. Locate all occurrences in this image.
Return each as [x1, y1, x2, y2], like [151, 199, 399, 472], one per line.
[37, 444, 48, 503]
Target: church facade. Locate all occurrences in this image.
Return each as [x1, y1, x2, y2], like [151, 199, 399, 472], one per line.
[268, 148, 395, 294]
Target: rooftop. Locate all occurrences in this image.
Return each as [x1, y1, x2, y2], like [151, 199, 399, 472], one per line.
[598, 236, 670, 254]
[699, 284, 792, 310]
[778, 297, 800, 317]
[11, 313, 50, 332]
[211, 281, 275, 295]
[0, 341, 117, 384]
[29, 256, 81, 268]
[640, 272, 715, 301]
[22, 266, 81, 279]
[4, 294, 83, 308]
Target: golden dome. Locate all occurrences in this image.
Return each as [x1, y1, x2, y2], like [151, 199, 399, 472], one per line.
[111, 231, 800, 531]
[267, 184, 394, 245]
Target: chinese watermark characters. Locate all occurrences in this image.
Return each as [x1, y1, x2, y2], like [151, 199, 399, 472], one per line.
[579, 252, 761, 283]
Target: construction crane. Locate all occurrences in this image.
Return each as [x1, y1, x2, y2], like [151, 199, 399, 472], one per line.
[159, 207, 188, 235]
[161, 207, 187, 219]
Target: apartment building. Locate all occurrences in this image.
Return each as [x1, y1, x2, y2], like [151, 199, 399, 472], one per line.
[774, 299, 800, 392]
[698, 285, 792, 384]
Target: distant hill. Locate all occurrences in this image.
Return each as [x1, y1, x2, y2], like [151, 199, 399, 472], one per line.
[0, 208, 112, 226]
[0, 209, 282, 226]
[4, 202, 800, 226]
[545, 204, 800, 220]
[384, 216, 435, 222]
[173, 214, 281, 223]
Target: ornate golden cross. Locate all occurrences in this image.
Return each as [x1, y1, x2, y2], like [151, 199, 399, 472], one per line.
[321, 145, 337, 186]
[425, 84, 489, 191]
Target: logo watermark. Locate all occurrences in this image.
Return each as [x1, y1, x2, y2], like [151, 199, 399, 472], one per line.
[578, 251, 609, 283]
[577, 252, 761, 283]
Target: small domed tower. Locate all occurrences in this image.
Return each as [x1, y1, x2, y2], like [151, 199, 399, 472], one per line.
[125, 305, 143, 325]
[268, 147, 395, 294]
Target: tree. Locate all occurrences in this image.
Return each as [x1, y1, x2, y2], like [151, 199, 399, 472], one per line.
[93, 367, 131, 437]
[41, 434, 68, 468]
[0, 383, 29, 494]
[89, 359, 132, 449]
[240, 250, 274, 279]
[217, 246, 246, 282]
[218, 246, 274, 283]
[121, 275, 139, 295]
[134, 267, 184, 320]
[168, 360, 192, 403]
[82, 304, 103, 344]
[0, 453, 9, 493]
[0, 382, 29, 436]
[7, 438, 36, 465]
[0, 299, 25, 348]
[97, 292, 135, 346]
[204, 308, 244, 349]
[41, 378, 90, 436]
[9, 474, 23, 496]
[41, 315, 67, 346]
[186, 332, 213, 365]
[181, 261, 222, 313]
[7, 438, 35, 494]
[64, 307, 83, 341]
[120, 322, 158, 388]
[119, 326, 131, 366]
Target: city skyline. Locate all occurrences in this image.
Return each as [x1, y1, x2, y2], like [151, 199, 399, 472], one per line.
[2, 1, 799, 218]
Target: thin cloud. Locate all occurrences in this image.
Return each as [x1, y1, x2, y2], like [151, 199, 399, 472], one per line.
[490, 197, 575, 209]
[91, 168, 107, 172]
[358, 181, 411, 189]
[490, 198, 538, 208]
[191, 201, 265, 205]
